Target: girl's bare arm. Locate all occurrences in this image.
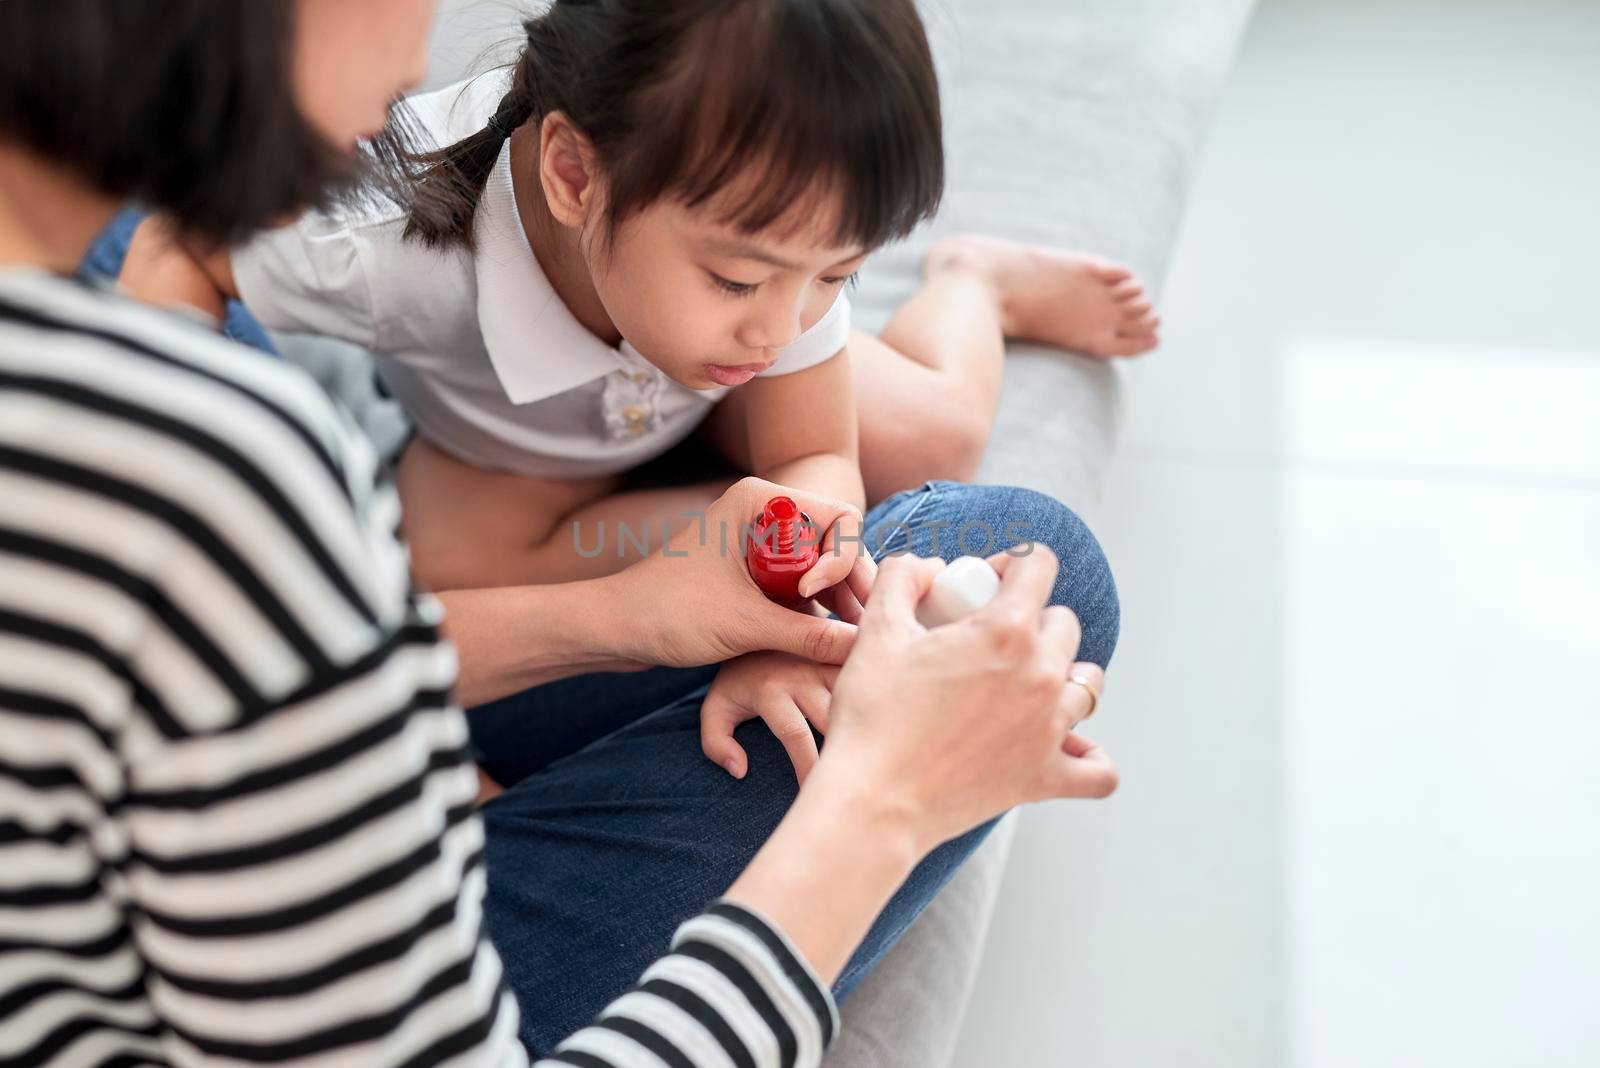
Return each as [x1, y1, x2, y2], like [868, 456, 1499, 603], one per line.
[741, 348, 866, 514]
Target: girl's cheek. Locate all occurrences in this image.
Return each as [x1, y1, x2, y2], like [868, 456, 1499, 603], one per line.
[675, 296, 727, 351]
[802, 289, 837, 332]
[629, 256, 697, 323]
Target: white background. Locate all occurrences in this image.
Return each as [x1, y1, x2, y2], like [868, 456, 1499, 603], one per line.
[958, 1, 1600, 1064]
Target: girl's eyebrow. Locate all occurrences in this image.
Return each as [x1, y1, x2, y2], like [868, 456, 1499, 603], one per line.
[703, 239, 800, 270]
[703, 238, 866, 272]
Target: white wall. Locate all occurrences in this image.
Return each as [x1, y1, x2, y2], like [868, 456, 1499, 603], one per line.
[956, 2, 1600, 1065]
[424, 0, 528, 91]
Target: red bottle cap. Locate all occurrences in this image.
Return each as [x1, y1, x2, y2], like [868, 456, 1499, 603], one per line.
[746, 496, 821, 607]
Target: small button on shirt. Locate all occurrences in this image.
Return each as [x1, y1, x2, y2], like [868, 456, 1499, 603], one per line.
[231, 74, 850, 480]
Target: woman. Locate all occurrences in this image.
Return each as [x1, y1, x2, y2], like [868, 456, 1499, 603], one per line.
[0, 2, 1120, 1065]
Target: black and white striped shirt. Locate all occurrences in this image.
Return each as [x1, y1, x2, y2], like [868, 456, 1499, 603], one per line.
[0, 269, 839, 1068]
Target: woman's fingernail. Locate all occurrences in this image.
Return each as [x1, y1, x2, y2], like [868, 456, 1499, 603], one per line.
[723, 759, 742, 778]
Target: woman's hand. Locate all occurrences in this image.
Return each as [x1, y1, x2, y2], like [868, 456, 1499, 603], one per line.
[613, 476, 868, 669]
[701, 652, 840, 784]
[720, 544, 1116, 986]
[436, 477, 872, 707]
[809, 546, 1118, 858]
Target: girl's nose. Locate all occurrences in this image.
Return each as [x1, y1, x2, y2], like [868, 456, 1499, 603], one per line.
[736, 295, 804, 352]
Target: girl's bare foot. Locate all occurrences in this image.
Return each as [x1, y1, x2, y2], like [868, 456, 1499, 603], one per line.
[925, 234, 1161, 359]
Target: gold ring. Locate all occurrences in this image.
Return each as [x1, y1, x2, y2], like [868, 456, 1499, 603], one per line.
[1066, 673, 1101, 720]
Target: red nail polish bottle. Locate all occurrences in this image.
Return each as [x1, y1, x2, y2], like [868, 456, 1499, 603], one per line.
[746, 496, 820, 607]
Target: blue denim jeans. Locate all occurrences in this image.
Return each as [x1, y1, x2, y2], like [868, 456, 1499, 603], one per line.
[470, 479, 1120, 1055]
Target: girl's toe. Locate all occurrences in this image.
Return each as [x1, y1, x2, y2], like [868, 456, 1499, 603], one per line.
[1108, 334, 1157, 357]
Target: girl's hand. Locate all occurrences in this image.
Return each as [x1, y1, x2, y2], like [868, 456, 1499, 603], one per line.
[614, 477, 867, 669]
[701, 652, 840, 785]
[811, 547, 1119, 859]
[798, 514, 877, 624]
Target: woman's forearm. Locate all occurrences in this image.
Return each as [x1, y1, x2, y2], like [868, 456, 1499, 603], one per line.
[435, 576, 646, 708]
[721, 749, 923, 986]
[435, 476, 871, 709]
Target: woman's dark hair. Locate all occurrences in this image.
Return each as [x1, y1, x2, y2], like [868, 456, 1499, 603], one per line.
[0, 0, 352, 245]
[400, 0, 944, 252]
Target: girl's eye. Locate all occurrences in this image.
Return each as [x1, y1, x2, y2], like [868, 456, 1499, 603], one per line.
[821, 272, 861, 289]
[710, 273, 759, 298]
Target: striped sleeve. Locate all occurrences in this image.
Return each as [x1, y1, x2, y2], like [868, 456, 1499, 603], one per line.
[1, 270, 525, 1068]
[534, 901, 840, 1068]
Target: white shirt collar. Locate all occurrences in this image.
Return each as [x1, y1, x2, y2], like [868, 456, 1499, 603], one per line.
[473, 142, 631, 405]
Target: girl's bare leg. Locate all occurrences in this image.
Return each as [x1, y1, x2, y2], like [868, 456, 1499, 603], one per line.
[396, 438, 724, 591]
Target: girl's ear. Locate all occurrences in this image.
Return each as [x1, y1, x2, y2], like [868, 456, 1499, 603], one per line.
[537, 111, 601, 228]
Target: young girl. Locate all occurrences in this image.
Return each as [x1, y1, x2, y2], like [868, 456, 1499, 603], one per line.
[125, 0, 1158, 598]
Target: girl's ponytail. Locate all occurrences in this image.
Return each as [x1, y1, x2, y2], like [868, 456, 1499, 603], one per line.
[399, 50, 537, 250]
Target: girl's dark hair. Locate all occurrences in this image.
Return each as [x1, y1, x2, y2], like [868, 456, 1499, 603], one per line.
[0, 0, 353, 245]
[400, 0, 944, 252]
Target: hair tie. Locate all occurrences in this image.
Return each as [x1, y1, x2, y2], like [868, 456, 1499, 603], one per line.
[485, 111, 515, 140]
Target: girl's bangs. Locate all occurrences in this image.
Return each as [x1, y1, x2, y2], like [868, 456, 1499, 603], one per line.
[611, 0, 944, 250]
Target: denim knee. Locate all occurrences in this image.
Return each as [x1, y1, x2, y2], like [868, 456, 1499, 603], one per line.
[1000, 486, 1120, 669]
[866, 480, 1120, 668]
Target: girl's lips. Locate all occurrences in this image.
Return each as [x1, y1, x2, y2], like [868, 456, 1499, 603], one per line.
[705, 363, 766, 387]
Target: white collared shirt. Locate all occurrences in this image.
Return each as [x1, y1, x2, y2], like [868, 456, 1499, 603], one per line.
[232, 75, 849, 479]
